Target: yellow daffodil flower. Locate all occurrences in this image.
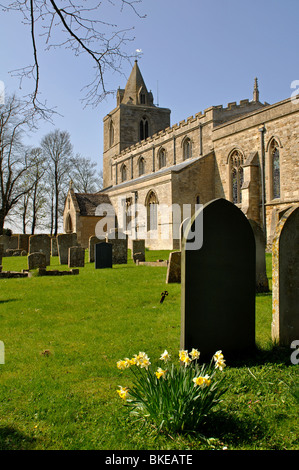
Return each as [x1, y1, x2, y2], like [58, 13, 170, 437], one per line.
[193, 374, 211, 388]
[116, 386, 129, 400]
[190, 348, 200, 360]
[155, 367, 166, 379]
[160, 350, 171, 362]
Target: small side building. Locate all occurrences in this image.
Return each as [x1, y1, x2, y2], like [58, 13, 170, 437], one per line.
[63, 182, 111, 248]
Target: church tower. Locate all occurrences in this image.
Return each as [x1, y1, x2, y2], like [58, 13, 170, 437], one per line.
[102, 61, 171, 189]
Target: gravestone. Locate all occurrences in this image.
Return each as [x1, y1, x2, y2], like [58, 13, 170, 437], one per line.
[68, 246, 85, 268]
[29, 234, 51, 265]
[28, 252, 47, 270]
[57, 233, 78, 265]
[0, 235, 18, 254]
[95, 242, 112, 269]
[166, 251, 181, 284]
[181, 198, 256, 359]
[51, 237, 58, 256]
[0, 243, 3, 266]
[106, 229, 128, 265]
[249, 220, 269, 293]
[271, 205, 299, 346]
[18, 234, 30, 253]
[89, 235, 105, 263]
[131, 239, 145, 261]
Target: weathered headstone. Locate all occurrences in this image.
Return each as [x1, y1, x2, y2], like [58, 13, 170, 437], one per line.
[106, 229, 128, 265]
[18, 234, 30, 253]
[131, 239, 145, 261]
[29, 234, 51, 265]
[68, 246, 85, 268]
[28, 252, 47, 270]
[57, 233, 78, 265]
[95, 242, 112, 269]
[271, 205, 299, 346]
[89, 235, 105, 263]
[181, 198, 256, 359]
[166, 251, 181, 283]
[0, 243, 3, 267]
[0, 235, 18, 254]
[248, 220, 269, 293]
[51, 237, 58, 256]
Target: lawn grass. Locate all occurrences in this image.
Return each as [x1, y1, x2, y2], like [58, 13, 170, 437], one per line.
[0, 251, 297, 450]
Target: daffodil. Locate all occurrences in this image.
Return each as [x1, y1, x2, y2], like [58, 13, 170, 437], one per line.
[213, 350, 226, 371]
[160, 350, 171, 362]
[155, 367, 167, 379]
[116, 386, 129, 400]
[117, 360, 127, 370]
[190, 348, 200, 360]
[193, 374, 211, 388]
[179, 349, 188, 361]
[134, 351, 151, 369]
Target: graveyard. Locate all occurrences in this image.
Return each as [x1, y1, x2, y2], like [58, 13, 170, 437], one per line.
[0, 235, 297, 450]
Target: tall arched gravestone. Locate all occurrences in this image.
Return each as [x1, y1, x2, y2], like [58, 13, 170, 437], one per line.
[181, 198, 256, 359]
[272, 205, 299, 346]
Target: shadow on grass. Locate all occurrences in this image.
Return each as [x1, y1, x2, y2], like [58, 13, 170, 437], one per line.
[200, 410, 266, 447]
[0, 426, 37, 450]
[227, 344, 292, 369]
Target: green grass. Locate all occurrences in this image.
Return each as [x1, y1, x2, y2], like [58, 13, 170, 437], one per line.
[0, 251, 297, 450]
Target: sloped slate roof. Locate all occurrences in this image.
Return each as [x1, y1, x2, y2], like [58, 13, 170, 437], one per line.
[74, 193, 111, 216]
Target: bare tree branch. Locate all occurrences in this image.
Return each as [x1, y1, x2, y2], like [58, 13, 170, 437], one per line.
[1, 0, 146, 113]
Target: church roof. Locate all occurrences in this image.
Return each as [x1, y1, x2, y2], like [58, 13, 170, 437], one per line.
[121, 60, 153, 106]
[74, 193, 111, 216]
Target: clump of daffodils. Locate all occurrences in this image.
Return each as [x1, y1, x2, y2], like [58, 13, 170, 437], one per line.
[115, 348, 228, 433]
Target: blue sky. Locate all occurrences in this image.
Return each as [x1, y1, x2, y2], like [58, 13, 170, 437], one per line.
[1, 0, 299, 172]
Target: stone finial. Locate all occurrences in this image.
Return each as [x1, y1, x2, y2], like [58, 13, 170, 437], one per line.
[253, 77, 259, 102]
[69, 179, 74, 190]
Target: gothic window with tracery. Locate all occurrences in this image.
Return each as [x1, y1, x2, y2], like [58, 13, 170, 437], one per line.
[158, 148, 166, 169]
[229, 150, 244, 204]
[270, 140, 280, 199]
[139, 117, 149, 141]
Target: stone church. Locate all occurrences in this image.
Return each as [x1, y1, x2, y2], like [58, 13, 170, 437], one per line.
[63, 60, 299, 249]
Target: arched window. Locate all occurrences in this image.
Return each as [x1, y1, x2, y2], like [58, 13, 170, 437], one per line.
[183, 137, 191, 160]
[146, 190, 158, 231]
[139, 117, 149, 141]
[121, 163, 127, 182]
[158, 148, 166, 169]
[109, 121, 114, 147]
[138, 157, 145, 176]
[269, 139, 280, 199]
[229, 150, 244, 204]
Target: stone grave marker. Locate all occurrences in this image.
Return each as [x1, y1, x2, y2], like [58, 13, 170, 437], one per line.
[0, 243, 3, 267]
[29, 234, 51, 265]
[131, 239, 145, 262]
[89, 235, 105, 263]
[95, 242, 112, 269]
[68, 246, 85, 268]
[106, 229, 128, 265]
[28, 252, 47, 270]
[166, 251, 181, 283]
[272, 205, 299, 346]
[57, 233, 78, 265]
[181, 198, 256, 359]
[18, 234, 30, 253]
[249, 220, 269, 293]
